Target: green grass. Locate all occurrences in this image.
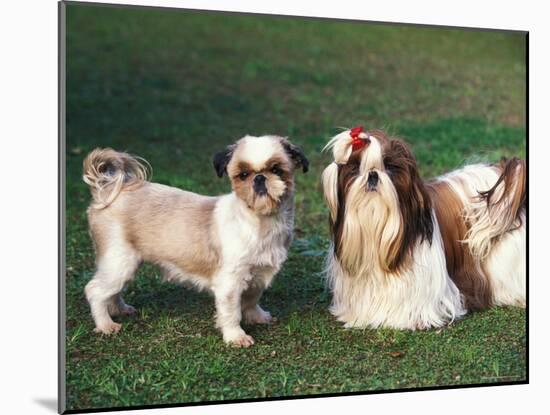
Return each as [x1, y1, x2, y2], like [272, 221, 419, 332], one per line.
[64, 3, 527, 411]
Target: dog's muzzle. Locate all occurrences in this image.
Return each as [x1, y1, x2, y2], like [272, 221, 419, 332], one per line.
[367, 171, 379, 191]
[253, 174, 268, 196]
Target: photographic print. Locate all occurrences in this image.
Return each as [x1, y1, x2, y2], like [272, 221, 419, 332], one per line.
[60, 1, 527, 412]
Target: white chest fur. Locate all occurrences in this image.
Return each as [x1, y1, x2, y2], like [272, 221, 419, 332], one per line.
[215, 193, 293, 279]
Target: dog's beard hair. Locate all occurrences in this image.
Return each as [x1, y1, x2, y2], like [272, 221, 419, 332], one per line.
[251, 176, 287, 216]
[339, 171, 402, 275]
[326, 213, 465, 329]
[233, 174, 288, 216]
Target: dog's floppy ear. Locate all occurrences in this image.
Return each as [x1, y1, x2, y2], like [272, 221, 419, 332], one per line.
[280, 138, 309, 173]
[382, 138, 434, 271]
[213, 145, 235, 178]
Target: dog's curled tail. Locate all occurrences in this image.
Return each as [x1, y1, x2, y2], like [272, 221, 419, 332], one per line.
[465, 157, 526, 259]
[83, 148, 151, 209]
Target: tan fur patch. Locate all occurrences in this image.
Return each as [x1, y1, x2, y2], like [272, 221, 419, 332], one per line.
[88, 183, 221, 278]
[427, 180, 493, 310]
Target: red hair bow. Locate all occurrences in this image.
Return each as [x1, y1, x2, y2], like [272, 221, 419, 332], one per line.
[350, 126, 367, 151]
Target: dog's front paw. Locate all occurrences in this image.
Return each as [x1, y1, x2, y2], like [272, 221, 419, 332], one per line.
[230, 334, 255, 348]
[224, 329, 255, 348]
[94, 321, 122, 335]
[244, 306, 273, 324]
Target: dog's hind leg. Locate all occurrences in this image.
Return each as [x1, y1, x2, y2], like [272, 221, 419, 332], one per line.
[107, 292, 137, 317]
[85, 242, 140, 335]
[242, 285, 272, 324]
[241, 271, 275, 324]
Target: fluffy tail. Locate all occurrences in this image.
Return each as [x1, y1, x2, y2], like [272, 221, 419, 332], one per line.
[465, 157, 526, 259]
[83, 148, 150, 209]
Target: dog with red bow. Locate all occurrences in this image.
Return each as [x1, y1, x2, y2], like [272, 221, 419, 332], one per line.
[82, 135, 308, 347]
[322, 127, 525, 329]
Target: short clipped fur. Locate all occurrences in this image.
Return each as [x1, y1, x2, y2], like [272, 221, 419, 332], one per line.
[83, 135, 308, 347]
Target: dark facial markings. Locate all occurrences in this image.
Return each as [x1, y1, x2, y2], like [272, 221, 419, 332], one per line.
[271, 164, 283, 176]
[240, 159, 288, 178]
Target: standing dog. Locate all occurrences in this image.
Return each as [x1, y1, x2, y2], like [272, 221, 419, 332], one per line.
[322, 127, 525, 329]
[82, 135, 308, 347]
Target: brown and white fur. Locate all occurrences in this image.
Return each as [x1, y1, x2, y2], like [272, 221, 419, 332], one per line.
[322, 128, 525, 330]
[82, 135, 308, 347]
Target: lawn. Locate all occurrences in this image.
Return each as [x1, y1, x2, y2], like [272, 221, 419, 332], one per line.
[63, 3, 527, 411]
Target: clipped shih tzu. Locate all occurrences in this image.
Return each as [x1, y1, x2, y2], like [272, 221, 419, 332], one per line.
[321, 126, 525, 330]
[82, 135, 309, 347]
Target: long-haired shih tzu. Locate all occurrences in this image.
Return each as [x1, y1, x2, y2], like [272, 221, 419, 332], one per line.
[82, 135, 308, 347]
[321, 126, 525, 330]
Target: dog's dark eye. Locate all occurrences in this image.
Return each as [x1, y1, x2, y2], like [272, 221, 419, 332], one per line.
[238, 171, 249, 181]
[271, 165, 283, 176]
[384, 162, 396, 177]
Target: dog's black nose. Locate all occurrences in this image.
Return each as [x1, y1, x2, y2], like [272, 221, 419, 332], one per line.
[367, 171, 379, 191]
[253, 174, 268, 195]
